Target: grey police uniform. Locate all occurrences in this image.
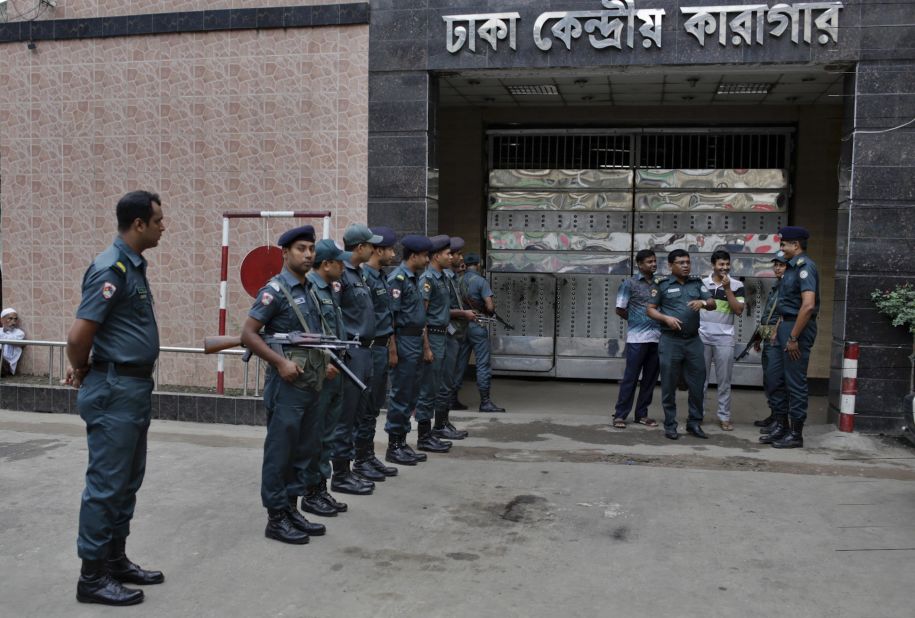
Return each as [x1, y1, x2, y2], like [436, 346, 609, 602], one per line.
[76, 237, 159, 560]
[329, 259, 375, 463]
[416, 267, 452, 422]
[355, 263, 394, 443]
[650, 274, 712, 431]
[771, 254, 819, 422]
[305, 270, 346, 486]
[386, 263, 426, 435]
[759, 281, 788, 418]
[248, 268, 325, 512]
[457, 269, 496, 393]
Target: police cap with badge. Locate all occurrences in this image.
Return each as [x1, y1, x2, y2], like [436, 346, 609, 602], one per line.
[778, 226, 809, 242]
[277, 225, 316, 247]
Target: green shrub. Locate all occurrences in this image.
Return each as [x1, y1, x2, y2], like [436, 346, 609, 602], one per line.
[871, 284, 915, 335]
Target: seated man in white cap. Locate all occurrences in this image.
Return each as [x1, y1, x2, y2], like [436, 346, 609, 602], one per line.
[1, 308, 26, 376]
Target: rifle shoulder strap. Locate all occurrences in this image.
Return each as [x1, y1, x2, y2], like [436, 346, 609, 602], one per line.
[308, 288, 335, 336]
[448, 276, 465, 311]
[765, 290, 779, 324]
[272, 276, 313, 335]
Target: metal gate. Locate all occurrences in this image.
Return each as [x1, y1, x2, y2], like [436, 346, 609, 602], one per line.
[486, 128, 792, 384]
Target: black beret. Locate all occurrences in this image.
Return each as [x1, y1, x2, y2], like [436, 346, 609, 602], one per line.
[429, 235, 451, 252]
[464, 252, 481, 266]
[401, 234, 432, 253]
[778, 226, 810, 241]
[450, 237, 465, 252]
[370, 226, 397, 248]
[277, 225, 315, 247]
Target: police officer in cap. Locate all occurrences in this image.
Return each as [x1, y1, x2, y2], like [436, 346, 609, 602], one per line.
[764, 227, 819, 449]
[458, 252, 506, 412]
[754, 251, 789, 431]
[352, 227, 399, 479]
[66, 190, 165, 606]
[241, 225, 327, 544]
[385, 235, 432, 465]
[435, 236, 472, 439]
[330, 225, 385, 484]
[647, 249, 716, 440]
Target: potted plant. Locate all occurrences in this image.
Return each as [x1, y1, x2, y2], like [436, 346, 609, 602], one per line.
[871, 283, 915, 441]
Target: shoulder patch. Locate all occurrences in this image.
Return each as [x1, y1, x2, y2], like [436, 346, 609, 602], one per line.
[700, 285, 708, 293]
[799, 269, 809, 279]
[332, 281, 342, 293]
[422, 281, 432, 293]
[260, 292, 274, 306]
[650, 288, 658, 297]
[391, 289, 401, 299]
[101, 281, 117, 299]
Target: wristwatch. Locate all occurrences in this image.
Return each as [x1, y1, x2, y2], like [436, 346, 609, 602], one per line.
[788, 335, 798, 343]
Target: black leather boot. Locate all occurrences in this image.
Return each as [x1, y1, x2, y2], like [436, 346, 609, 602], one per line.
[353, 442, 387, 481]
[417, 420, 451, 452]
[77, 559, 144, 606]
[759, 415, 789, 444]
[106, 537, 164, 586]
[302, 483, 338, 518]
[433, 409, 467, 440]
[287, 497, 326, 536]
[364, 443, 398, 477]
[331, 459, 374, 495]
[386, 432, 419, 465]
[478, 390, 506, 413]
[754, 413, 776, 428]
[772, 419, 804, 449]
[318, 480, 348, 513]
[450, 397, 469, 411]
[265, 509, 309, 544]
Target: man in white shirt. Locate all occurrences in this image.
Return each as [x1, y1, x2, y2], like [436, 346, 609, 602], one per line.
[699, 251, 745, 430]
[0, 307, 26, 376]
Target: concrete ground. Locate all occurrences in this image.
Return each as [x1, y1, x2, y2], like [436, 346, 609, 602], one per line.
[1, 379, 914, 618]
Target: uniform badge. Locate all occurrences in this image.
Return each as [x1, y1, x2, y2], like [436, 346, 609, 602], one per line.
[650, 289, 658, 297]
[700, 285, 708, 293]
[423, 281, 432, 293]
[799, 269, 809, 279]
[101, 282, 117, 299]
[261, 292, 274, 306]
[392, 289, 401, 299]
[332, 281, 342, 293]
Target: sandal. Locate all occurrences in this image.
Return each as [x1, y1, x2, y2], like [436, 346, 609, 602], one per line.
[636, 417, 659, 427]
[612, 418, 627, 429]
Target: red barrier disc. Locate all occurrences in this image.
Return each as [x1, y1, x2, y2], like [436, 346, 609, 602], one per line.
[240, 246, 284, 298]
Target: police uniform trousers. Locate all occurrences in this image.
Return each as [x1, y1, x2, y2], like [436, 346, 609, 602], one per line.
[416, 331, 448, 422]
[261, 371, 321, 510]
[354, 344, 390, 444]
[438, 332, 465, 408]
[761, 340, 789, 417]
[457, 322, 493, 393]
[303, 374, 342, 486]
[768, 319, 817, 422]
[658, 333, 706, 431]
[77, 365, 154, 560]
[385, 333, 423, 435]
[329, 346, 373, 462]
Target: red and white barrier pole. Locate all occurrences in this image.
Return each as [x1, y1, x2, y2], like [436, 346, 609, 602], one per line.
[217, 216, 230, 394]
[839, 341, 859, 432]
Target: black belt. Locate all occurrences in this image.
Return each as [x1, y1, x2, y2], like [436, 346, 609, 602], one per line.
[92, 361, 154, 379]
[397, 326, 424, 337]
[427, 326, 448, 336]
[781, 314, 797, 321]
[348, 335, 374, 347]
[369, 335, 390, 348]
[662, 331, 698, 340]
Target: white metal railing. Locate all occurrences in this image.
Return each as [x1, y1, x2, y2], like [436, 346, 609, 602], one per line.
[0, 340, 262, 397]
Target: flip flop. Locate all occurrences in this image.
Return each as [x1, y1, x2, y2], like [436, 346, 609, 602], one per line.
[612, 418, 627, 429]
[636, 418, 659, 427]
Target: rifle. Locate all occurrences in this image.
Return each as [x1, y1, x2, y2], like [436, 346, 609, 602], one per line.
[735, 330, 763, 361]
[203, 332, 367, 392]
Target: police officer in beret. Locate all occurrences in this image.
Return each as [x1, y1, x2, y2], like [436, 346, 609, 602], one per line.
[352, 227, 399, 480]
[65, 190, 165, 606]
[330, 225, 385, 485]
[756, 251, 789, 434]
[303, 239, 371, 517]
[385, 235, 432, 465]
[435, 237, 472, 439]
[647, 249, 716, 440]
[458, 253, 506, 412]
[241, 225, 328, 544]
[764, 227, 819, 449]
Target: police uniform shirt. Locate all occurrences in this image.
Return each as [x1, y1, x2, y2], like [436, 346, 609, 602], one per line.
[761, 282, 781, 326]
[307, 271, 344, 338]
[76, 237, 159, 365]
[650, 275, 712, 337]
[339, 259, 375, 340]
[777, 255, 819, 318]
[361, 263, 393, 338]
[616, 272, 661, 344]
[387, 264, 426, 329]
[461, 270, 494, 310]
[248, 267, 322, 334]
[419, 268, 450, 327]
[445, 269, 462, 310]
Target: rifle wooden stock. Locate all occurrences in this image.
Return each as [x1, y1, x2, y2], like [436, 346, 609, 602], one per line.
[203, 335, 244, 354]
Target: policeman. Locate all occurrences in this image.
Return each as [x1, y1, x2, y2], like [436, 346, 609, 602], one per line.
[352, 226, 399, 480]
[414, 235, 462, 453]
[765, 227, 819, 449]
[459, 253, 506, 412]
[754, 251, 788, 431]
[330, 225, 385, 485]
[385, 235, 432, 465]
[65, 190, 165, 606]
[435, 236, 472, 440]
[241, 225, 327, 544]
[646, 249, 716, 440]
[302, 239, 371, 517]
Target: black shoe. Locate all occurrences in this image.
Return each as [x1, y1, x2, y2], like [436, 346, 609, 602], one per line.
[105, 538, 164, 586]
[265, 509, 309, 544]
[754, 414, 776, 428]
[772, 419, 804, 449]
[434, 409, 468, 440]
[479, 390, 506, 413]
[402, 442, 427, 462]
[287, 498, 326, 536]
[353, 457, 387, 482]
[367, 454, 398, 477]
[354, 441, 393, 479]
[319, 488, 348, 513]
[302, 485, 338, 518]
[77, 560, 145, 606]
[331, 459, 375, 495]
[386, 434, 419, 466]
[665, 429, 680, 440]
[686, 425, 708, 439]
[759, 416, 789, 444]
[418, 422, 451, 452]
[451, 398, 469, 411]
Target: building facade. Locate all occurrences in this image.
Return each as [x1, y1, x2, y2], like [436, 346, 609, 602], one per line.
[1, 1, 913, 432]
